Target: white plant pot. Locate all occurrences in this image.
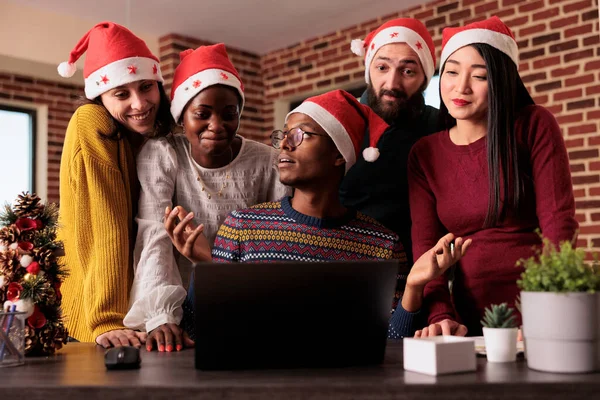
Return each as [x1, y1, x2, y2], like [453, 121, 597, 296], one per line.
[520, 291, 600, 373]
[482, 327, 518, 362]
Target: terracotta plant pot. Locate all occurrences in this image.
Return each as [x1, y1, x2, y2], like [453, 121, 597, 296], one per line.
[520, 291, 600, 373]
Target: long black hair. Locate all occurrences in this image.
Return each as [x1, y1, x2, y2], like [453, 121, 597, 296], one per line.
[77, 81, 174, 140]
[439, 43, 535, 228]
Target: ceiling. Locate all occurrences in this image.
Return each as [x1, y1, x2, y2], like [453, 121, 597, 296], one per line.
[11, 0, 427, 54]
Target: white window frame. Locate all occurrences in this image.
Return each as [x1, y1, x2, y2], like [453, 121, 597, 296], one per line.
[0, 100, 48, 202]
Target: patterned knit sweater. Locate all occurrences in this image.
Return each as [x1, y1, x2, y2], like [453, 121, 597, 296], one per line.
[182, 197, 422, 339]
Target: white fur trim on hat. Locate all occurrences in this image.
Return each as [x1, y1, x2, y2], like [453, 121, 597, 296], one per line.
[440, 28, 519, 69]
[84, 56, 163, 99]
[286, 102, 356, 173]
[364, 26, 435, 85]
[170, 68, 245, 123]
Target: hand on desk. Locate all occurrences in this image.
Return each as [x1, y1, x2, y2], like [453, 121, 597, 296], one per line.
[164, 206, 212, 263]
[146, 323, 194, 352]
[96, 329, 147, 349]
[414, 319, 468, 337]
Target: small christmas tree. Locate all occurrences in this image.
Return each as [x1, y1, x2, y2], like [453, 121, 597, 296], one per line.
[0, 192, 68, 355]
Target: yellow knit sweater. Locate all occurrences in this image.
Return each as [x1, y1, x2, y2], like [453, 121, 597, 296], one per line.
[58, 104, 136, 342]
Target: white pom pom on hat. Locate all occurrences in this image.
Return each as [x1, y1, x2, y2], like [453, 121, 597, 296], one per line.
[350, 39, 366, 57]
[57, 61, 77, 78]
[362, 147, 380, 162]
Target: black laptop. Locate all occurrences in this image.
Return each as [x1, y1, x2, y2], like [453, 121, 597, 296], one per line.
[194, 260, 399, 370]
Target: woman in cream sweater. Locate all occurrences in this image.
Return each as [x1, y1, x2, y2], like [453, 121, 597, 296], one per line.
[124, 44, 289, 352]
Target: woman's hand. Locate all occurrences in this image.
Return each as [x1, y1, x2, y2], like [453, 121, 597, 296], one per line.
[164, 206, 212, 263]
[145, 323, 195, 352]
[95, 329, 147, 348]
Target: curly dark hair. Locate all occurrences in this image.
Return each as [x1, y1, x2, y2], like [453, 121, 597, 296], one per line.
[76, 81, 174, 140]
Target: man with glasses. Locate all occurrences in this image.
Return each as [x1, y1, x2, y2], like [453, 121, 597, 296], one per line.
[165, 90, 470, 340]
[340, 18, 442, 265]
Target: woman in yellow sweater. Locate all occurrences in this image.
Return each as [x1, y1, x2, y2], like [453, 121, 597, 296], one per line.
[57, 22, 173, 347]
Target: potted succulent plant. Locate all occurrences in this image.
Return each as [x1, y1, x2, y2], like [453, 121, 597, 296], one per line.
[481, 303, 518, 362]
[517, 237, 600, 373]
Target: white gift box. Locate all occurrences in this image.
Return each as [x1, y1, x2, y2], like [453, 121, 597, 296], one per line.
[403, 336, 476, 376]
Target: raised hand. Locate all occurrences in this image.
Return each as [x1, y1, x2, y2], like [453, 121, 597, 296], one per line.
[407, 233, 472, 289]
[164, 206, 212, 263]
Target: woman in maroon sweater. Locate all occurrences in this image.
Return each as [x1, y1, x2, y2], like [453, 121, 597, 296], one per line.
[407, 16, 578, 337]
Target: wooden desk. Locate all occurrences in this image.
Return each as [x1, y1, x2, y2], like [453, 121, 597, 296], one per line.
[2, 342, 599, 399]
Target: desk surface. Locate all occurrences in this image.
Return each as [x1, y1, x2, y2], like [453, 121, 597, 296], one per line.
[2, 342, 599, 399]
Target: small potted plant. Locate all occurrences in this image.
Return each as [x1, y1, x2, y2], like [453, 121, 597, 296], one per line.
[481, 303, 518, 362]
[517, 236, 600, 373]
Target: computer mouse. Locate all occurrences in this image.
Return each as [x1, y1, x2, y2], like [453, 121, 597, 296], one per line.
[104, 346, 141, 370]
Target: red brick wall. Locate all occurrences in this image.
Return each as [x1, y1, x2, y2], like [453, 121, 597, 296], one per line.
[158, 34, 265, 142]
[261, 0, 600, 253]
[1, 0, 598, 251]
[0, 72, 82, 203]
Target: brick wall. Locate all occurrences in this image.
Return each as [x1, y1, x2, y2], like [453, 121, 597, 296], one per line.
[0, 0, 598, 251]
[0, 72, 82, 203]
[260, 0, 600, 253]
[158, 34, 265, 142]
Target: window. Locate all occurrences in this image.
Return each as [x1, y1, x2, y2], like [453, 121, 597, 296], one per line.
[423, 73, 441, 109]
[0, 106, 36, 205]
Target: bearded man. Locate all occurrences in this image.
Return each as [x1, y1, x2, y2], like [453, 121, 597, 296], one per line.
[340, 18, 443, 265]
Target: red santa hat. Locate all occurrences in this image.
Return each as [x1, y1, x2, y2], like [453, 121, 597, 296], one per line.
[286, 90, 389, 173]
[57, 21, 163, 100]
[170, 43, 244, 123]
[440, 16, 519, 69]
[350, 18, 436, 85]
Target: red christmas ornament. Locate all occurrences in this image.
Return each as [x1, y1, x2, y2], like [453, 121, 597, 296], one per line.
[18, 241, 34, 252]
[27, 305, 47, 329]
[34, 219, 44, 229]
[16, 218, 37, 231]
[6, 282, 22, 301]
[26, 261, 41, 275]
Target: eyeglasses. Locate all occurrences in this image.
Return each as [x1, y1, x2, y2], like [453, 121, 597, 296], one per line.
[270, 127, 328, 149]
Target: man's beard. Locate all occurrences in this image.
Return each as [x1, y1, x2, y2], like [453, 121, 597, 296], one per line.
[367, 85, 426, 125]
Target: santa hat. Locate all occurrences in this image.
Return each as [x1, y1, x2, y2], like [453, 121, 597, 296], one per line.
[170, 43, 244, 123]
[350, 18, 436, 85]
[440, 16, 518, 69]
[286, 90, 389, 173]
[57, 21, 163, 100]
